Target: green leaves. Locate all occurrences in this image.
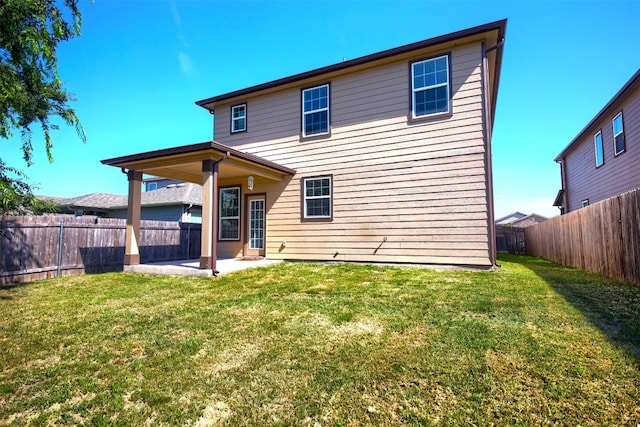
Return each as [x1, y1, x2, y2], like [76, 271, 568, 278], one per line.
[0, 0, 85, 165]
[0, 158, 57, 214]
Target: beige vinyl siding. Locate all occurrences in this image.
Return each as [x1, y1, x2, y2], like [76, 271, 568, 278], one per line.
[214, 42, 491, 266]
[563, 83, 640, 212]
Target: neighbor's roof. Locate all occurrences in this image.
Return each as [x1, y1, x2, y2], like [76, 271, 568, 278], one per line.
[555, 68, 640, 161]
[195, 19, 507, 115]
[46, 183, 204, 210]
[495, 212, 527, 224]
[511, 213, 548, 224]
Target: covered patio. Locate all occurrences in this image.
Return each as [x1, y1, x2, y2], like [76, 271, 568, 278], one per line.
[101, 141, 296, 275]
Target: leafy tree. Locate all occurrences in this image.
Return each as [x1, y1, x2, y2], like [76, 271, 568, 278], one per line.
[0, 159, 56, 214]
[0, 0, 86, 214]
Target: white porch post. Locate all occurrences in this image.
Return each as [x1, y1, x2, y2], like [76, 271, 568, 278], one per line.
[124, 170, 142, 265]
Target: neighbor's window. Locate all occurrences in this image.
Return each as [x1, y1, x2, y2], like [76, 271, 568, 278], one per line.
[147, 182, 157, 191]
[219, 187, 240, 240]
[302, 176, 332, 220]
[582, 199, 590, 208]
[411, 55, 450, 118]
[594, 130, 604, 167]
[231, 104, 246, 133]
[302, 84, 329, 137]
[612, 112, 625, 155]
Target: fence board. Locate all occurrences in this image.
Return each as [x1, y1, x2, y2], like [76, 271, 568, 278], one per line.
[525, 188, 640, 285]
[1, 214, 202, 284]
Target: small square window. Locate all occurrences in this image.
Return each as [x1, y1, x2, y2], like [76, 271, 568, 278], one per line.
[302, 176, 332, 220]
[582, 199, 590, 208]
[612, 112, 625, 155]
[411, 55, 450, 118]
[302, 84, 330, 137]
[231, 104, 246, 133]
[594, 131, 604, 167]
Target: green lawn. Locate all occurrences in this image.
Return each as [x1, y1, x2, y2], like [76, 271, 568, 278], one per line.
[1, 254, 638, 426]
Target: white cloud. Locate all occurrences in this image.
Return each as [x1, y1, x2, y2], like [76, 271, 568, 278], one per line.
[178, 51, 197, 76]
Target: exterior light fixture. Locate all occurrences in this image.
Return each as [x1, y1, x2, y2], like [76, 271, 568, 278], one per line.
[248, 175, 254, 191]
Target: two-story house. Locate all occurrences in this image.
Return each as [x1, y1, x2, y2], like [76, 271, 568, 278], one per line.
[554, 68, 640, 213]
[102, 20, 506, 273]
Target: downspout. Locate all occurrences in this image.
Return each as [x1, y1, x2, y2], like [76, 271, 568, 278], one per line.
[210, 152, 230, 276]
[481, 40, 498, 267]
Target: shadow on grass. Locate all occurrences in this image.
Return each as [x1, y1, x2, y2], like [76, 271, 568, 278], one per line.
[500, 254, 640, 365]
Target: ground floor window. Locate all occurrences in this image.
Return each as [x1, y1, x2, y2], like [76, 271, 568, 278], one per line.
[219, 187, 240, 240]
[302, 175, 332, 220]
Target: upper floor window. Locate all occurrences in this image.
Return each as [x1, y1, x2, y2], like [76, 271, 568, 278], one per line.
[594, 130, 604, 167]
[219, 187, 240, 240]
[411, 55, 450, 118]
[302, 176, 332, 220]
[302, 84, 329, 137]
[612, 112, 625, 155]
[231, 104, 246, 133]
[147, 182, 157, 191]
[582, 199, 590, 208]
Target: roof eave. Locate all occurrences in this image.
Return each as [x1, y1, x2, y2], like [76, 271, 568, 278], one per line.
[101, 140, 297, 176]
[195, 19, 508, 112]
[555, 68, 640, 161]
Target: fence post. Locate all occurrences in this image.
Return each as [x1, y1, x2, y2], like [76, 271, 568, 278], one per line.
[57, 218, 65, 278]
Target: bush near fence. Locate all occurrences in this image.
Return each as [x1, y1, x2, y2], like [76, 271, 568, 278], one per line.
[525, 188, 640, 285]
[1, 214, 202, 285]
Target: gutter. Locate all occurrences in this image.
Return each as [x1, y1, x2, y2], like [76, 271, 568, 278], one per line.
[195, 19, 508, 111]
[554, 68, 640, 161]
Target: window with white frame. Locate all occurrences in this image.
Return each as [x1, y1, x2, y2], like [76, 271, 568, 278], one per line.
[302, 84, 329, 137]
[302, 176, 332, 219]
[594, 130, 604, 167]
[231, 104, 246, 133]
[411, 55, 450, 118]
[612, 112, 625, 155]
[582, 199, 590, 208]
[219, 187, 240, 240]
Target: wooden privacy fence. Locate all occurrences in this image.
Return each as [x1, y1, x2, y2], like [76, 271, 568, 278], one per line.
[1, 214, 202, 284]
[495, 225, 525, 254]
[525, 188, 640, 285]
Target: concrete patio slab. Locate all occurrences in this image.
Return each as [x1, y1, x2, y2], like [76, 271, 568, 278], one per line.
[124, 258, 282, 277]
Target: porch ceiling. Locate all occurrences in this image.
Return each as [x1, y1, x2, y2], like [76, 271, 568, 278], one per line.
[101, 141, 296, 184]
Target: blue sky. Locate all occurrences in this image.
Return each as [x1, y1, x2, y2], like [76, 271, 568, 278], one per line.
[2, 0, 639, 219]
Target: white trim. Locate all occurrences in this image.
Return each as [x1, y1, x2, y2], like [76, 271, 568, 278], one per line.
[248, 198, 265, 250]
[303, 176, 331, 218]
[594, 130, 604, 167]
[231, 104, 246, 133]
[411, 55, 450, 119]
[302, 84, 330, 137]
[612, 112, 625, 156]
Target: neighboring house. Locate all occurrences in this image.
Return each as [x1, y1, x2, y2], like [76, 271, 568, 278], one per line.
[495, 212, 547, 228]
[495, 212, 527, 225]
[143, 176, 184, 192]
[102, 20, 507, 272]
[45, 180, 203, 223]
[554, 68, 640, 214]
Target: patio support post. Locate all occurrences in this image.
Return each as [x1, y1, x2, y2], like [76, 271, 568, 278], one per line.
[200, 159, 219, 271]
[124, 170, 143, 265]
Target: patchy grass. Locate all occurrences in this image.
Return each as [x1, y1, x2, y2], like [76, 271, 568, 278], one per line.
[0, 255, 639, 425]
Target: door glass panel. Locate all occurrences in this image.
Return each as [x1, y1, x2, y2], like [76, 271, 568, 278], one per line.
[249, 199, 265, 250]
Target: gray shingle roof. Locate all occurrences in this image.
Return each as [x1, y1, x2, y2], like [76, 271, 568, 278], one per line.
[42, 183, 203, 210]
